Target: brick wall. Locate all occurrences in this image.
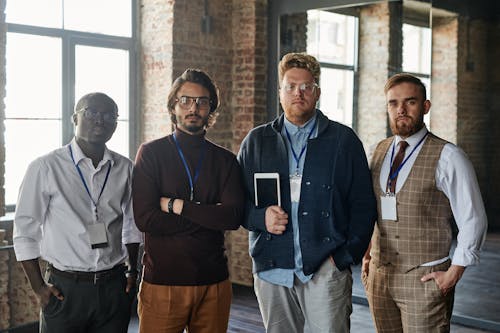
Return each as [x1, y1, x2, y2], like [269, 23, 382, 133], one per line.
[0, 0, 5, 217]
[456, 18, 491, 211]
[430, 17, 458, 143]
[357, 2, 394, 149]
[139, 0, 268, 286]
[140, 0, 174, 144]
[487, 21, 500, 230]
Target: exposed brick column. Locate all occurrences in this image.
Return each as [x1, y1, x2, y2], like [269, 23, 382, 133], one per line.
[139, 0, 174, 144]
[0, 0, 5, 217]
[227, 0, 267, 286]
[171, 0, 235, 150]
[430, 17, 458, 143]
[357, 2, 402, 150]
[487, 21, 500, 230]
[456, 18, 490, 205]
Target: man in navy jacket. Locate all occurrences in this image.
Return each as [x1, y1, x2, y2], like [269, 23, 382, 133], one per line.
[237, 52, 376, 333]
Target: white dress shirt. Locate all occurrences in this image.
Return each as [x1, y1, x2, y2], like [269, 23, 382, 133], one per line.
[13, 139, 142, 272]
[376, 126, 487, 267]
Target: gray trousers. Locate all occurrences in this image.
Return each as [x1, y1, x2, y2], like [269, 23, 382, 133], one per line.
[254, 259, 353, 333]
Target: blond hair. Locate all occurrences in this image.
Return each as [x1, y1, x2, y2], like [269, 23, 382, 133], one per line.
[278, 52, 321, 84]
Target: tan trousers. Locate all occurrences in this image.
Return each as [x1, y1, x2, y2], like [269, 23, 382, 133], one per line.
[137, 279, 232, 333]
[363, 260, 454, 333]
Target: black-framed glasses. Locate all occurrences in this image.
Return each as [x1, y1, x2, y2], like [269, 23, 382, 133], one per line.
[282, 82, 318, 95]
[176, 96, 211, 111]
[75, 107, 118, 122]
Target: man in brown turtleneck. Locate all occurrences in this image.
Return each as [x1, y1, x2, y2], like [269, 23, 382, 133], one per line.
[132, 69, 245, 333]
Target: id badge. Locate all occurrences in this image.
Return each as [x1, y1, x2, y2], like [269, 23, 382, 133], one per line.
[290, 174, 302, 203]
[380, 195, 397, 221]
[87, 223, 109, 249]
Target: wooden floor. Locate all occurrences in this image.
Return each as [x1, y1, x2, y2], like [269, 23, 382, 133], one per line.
[127, 233, 500, 333]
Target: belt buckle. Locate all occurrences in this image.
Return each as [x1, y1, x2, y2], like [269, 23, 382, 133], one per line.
[93, 273, 98, 284]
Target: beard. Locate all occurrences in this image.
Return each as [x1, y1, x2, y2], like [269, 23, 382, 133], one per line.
[177, 114, 209, 134]
[390, 115, 424, 138]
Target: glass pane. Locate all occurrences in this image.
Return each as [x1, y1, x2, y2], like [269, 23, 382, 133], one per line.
[5, 33, 62, 119]
[106, 120, 129, 157]
[307, 10, 356, 66]
[403, 24, 431, 75]
[5, 119, 62, 205]
[6, 0, 62, 28]
[318, 68, 354, 127]
[75, 45, 130, 156]
[64, 0, 132, 37]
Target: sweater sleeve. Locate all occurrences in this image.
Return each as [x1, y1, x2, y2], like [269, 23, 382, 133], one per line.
[180, 157, 244, 230]
[332, 132, 377, 267]
[132, 143, 200, 235]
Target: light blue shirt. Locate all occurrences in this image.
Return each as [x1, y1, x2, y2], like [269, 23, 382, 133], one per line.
[258, 113, 318, 287]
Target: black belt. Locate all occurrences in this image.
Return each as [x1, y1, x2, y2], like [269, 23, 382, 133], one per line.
[48, 264, 125, 284]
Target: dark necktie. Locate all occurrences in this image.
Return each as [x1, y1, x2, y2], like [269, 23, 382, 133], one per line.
[388, 141, 409, 193]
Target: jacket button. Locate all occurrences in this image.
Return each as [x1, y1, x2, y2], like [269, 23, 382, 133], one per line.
[321, 211, 330, 218]
[395, 235, 399, 239]
[302, 211, 308, 216]
[266, 234, 272, 240]
[322, 237, 331, 243]
[268, 260, 274, 267]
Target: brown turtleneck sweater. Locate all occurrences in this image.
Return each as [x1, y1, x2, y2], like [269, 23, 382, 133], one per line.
[132, 129, 245, 285]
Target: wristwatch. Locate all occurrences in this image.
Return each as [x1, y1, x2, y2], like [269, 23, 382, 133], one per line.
[168, 198, 175, 213]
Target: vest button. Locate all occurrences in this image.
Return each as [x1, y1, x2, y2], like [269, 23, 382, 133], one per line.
[395, 235, 399, 239]
[302, 211, 308, 216]
[305, 181, 311, 185]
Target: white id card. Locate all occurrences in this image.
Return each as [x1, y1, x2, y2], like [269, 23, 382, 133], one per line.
[290, 174, 302, 203]
[87, 223, 109, 249]
[380, 195, 397, 221]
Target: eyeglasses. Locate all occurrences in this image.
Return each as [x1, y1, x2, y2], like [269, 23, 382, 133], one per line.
[75, 107, 118, 122]
[176, 96, 211, 111]
[282, 82, 319, 95]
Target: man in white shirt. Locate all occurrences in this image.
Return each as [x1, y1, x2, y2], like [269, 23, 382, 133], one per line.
[13, 92, 142, 333]
[362, 73, 488, 332]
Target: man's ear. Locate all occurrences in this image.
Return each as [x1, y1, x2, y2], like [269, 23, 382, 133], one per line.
[72, 113, 78, 125]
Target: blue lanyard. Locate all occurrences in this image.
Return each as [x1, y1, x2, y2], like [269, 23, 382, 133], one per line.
[69, 145, 111, 221]
[387, 133, 428, 187]
[172, 133, 207, 201]
[284, 119, 317, 175]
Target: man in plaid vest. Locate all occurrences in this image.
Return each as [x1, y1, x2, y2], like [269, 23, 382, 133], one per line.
[362, 73, 488, 332]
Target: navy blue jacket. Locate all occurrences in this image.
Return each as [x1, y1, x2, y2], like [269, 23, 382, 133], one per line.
[237, 110, 376, 275]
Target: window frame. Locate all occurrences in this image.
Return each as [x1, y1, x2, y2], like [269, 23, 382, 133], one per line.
[4, 1, 139, 211]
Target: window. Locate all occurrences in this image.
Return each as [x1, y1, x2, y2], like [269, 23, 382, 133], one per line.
[5, 0, 137, 208]
[402, 23, 431, 126]
[307, 10, 358, 128]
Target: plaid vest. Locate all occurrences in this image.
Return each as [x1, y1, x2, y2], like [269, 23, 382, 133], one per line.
[370, 133, 453, 272]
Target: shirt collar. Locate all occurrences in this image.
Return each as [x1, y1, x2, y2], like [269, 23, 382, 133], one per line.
[394, 125, 428, 149]
[283, 112, 317, 136]
[69, 138, 114, 167]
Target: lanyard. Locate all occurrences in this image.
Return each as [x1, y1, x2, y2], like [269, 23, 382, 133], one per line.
[172, 133, 207, 201]
[69, 145, 111, 221]
[284, 119, 317, 175]
[387, 133, 428, 188]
